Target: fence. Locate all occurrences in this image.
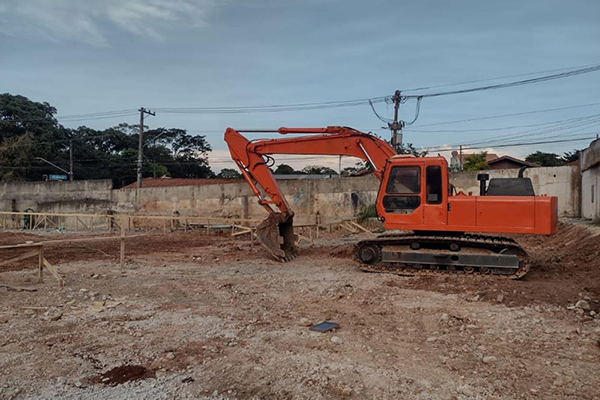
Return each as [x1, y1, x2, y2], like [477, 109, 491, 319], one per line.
[0, 211, 369, 245]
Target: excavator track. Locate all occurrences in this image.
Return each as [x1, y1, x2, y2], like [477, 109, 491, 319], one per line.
[356, 232, 529, 279]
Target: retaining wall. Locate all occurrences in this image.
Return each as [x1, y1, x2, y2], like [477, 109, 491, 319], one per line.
[0, 165, 582, 221]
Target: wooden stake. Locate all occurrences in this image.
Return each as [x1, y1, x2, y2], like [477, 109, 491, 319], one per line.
[38, 247, 44, 283]
[120, 220, 125, 268]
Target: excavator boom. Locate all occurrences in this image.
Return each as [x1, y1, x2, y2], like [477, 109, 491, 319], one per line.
[225, 126, 396, 260]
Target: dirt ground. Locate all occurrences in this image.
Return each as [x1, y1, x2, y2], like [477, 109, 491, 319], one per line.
[0, 223, 599, 400]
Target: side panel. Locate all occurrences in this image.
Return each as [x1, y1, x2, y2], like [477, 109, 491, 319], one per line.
[448, 196, 477, 226]
[385, 195, 558, 235]
[535, 196, 558, 234]
[476, 197, 536, 229]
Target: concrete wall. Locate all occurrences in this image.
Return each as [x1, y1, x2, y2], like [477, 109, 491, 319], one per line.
[0, 180, 113, 214]
[0, 165, 581, 221]
[581, 166, 599, 219]
[112, 176, 380, 224]
[450, 165, 581, 218]
[581, 138, 600, 220]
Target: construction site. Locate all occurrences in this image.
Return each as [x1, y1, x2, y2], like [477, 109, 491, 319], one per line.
[1, 151, 600, 399]
[3, 2, 600, 399]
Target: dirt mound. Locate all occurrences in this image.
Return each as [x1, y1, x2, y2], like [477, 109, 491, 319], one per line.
[92, 365, 155, 386]
[326, 222, 600, 309]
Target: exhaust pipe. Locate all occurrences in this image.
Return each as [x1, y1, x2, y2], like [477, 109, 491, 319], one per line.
[256, 213, 299, 262]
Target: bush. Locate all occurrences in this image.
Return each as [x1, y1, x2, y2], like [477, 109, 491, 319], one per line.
[358, 204, 377, 222]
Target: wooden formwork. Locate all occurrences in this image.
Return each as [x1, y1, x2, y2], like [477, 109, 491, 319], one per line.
[0, 211, 369, 244]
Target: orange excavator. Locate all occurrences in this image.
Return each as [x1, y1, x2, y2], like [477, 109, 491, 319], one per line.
[225, 126, 558, 279]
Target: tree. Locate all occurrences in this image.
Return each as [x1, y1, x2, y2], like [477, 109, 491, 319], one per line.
[0, 93, 69, 181]
[397, 142, 428, 157]
[302, 165, 339, 175]
[0, 94, 216, 184]
[216, 168, 242, 179]
[525, 151, 565, 167]
[562, 149, 581, 163]
[463, 152, 489, 171]
[273, 164, 297, 174]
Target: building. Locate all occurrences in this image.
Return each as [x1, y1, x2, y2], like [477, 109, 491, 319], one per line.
[580, 138, 600, 220]
[486, 155, 538, 170]
[450, 152, 535, 170]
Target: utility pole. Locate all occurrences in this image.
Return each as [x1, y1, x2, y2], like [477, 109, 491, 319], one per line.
[389, 90, 403, 152]
[459, 145, 463, 171]
[137, 107, 155, 189]
[69, 139, 74, 181]
[338, 156, 342, 178]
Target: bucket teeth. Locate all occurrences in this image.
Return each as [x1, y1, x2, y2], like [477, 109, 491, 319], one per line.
[256, 213, 299, 262]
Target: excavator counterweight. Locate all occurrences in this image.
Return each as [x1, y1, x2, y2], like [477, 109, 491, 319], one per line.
[225, 126, 558, 278]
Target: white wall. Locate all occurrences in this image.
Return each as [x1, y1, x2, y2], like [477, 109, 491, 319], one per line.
[581, 165, 600, 220]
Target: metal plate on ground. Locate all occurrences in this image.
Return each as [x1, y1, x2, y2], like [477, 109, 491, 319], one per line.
[309, 321, 339, 332]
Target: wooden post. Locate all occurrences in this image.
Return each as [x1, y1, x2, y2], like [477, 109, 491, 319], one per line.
[163, 219, 167, 234]
[38, 246, 44, 283]
[91, 216, 94, 232]
[120, 220, 125, 269]
[206, 219, 210, 235]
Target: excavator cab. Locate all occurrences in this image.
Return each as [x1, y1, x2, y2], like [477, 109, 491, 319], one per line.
[377, 156, 450, 229]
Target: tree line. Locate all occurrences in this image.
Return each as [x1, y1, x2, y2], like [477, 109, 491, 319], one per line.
[0, 94, 214, 187]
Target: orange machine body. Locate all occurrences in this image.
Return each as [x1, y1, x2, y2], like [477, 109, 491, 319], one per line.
[377, 156, 558, 235]
[225, 126, 558, 238]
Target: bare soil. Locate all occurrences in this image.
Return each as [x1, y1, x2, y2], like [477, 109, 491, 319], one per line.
[0, 223, 599, 400]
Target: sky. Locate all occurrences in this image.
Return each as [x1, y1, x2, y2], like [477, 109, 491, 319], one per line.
[1, 0, 600, 172]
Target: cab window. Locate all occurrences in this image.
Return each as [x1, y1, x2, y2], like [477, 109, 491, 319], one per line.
[426, 165, 442, 204]
[386, 166, 420, 194]
[383, 166, 421, 213]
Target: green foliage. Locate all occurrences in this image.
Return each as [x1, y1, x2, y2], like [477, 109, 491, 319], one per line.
[525, 151, 565, 167]
[463, 152, 489, 171]
[397, 142, 428, 157]
[301, 165, 338, 175]
[358, 204, 377, 223]
[562, 149, 581, 163]
[0, 93, 214, 185]
[273, 164, 297, 174]
[216, 168, 242, 179]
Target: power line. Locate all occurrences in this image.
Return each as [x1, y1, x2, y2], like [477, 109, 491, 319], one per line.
[404, 112, 600, 133]
[423, 134, 597, 153]
[403, 64, 600, 99]
[402, 62, 600, 92]
[406, 101, 600, 128]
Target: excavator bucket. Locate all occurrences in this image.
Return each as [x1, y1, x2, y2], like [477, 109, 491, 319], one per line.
[256, 213, 299, 262]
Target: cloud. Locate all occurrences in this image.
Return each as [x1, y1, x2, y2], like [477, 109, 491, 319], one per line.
[0, 0, 213, 46]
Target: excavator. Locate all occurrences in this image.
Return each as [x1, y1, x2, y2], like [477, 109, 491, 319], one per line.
[225, 126, 558, 279]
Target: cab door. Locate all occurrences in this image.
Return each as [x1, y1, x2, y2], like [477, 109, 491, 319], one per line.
[377, 163, 424, 226]
[423, 164, 448, 226]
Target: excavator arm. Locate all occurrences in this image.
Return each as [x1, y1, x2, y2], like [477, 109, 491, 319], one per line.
[225, 126, 396, 261]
